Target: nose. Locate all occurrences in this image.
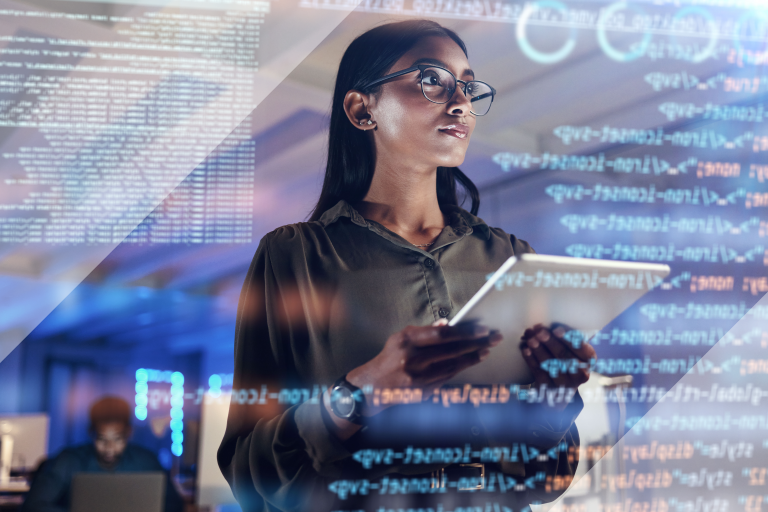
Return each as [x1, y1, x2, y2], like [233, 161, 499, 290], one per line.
[446, 82, 472, 115]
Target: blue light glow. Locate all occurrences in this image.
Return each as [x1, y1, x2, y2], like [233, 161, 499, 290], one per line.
[209, 374, 222, 389]
[169, 372, 185, 456]
[134, 368, 148, 420]
[136, 368, 184, 455]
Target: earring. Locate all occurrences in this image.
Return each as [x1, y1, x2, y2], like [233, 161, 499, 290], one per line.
[359, 119, 373, 126]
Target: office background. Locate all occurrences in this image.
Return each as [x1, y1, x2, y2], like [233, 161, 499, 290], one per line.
[0, 0, 766, 510]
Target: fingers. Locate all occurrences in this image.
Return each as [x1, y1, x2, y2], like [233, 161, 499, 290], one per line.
[551, 324, 597, 362]
[521, 324, 594, 387]
[403, 322, 490, 347]
[549, 324, 594, 386]
[521, 323, 546, 343]
[418, 347, 491, 386]
[406, 333, 502, 373]
[536, 329, 585, 388]
[536, 328, 570, 360]
[521, 344, 550, 386]
[523, 324, 596, 363]
[527, 329, 574, 386]
[524, 329, 552, 366]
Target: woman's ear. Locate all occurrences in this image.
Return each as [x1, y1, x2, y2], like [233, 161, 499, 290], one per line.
[343, 90, 376, 131]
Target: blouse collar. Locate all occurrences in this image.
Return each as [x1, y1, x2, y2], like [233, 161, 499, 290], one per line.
[316, 199, 491, 240]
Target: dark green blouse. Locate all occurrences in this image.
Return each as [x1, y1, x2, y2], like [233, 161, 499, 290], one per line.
[218, 200, 580, 512]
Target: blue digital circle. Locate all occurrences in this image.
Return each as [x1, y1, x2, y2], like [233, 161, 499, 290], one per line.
[597, 2, 652, 62]
[171, 443, 183, 457]
[171, 371, 184, 386]
[670, 7, 718, 63]
[135, 368, 148, 382]
[134, 406, 147, 421]
[516, 0, 577, 64]
[733, 10, 768, 56]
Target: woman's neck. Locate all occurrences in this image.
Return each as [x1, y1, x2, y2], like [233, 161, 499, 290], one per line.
[356, 163, 445, 240]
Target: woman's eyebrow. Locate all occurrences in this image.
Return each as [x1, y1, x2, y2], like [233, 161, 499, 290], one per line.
[411, 58, 475, 79]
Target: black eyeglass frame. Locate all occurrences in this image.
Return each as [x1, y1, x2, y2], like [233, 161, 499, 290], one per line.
[361, 64, 496, 116]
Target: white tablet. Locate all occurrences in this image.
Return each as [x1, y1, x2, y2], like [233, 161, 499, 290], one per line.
[447, 254, 670, 385]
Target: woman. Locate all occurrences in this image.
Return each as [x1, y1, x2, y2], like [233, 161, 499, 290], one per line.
[218, 19, 596, 512]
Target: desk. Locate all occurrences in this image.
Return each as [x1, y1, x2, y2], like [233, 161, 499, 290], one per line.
[0, 480, 29, 493]
[0, 478, 27, 512]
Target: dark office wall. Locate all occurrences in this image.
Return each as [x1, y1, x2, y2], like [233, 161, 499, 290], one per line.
[0, 334, 204, 462]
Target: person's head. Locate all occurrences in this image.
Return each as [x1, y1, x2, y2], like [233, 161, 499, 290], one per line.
[309, 20, 487, 221]
[89, 396, 132, 467]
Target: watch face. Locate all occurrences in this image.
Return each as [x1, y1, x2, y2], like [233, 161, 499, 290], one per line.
[331, 386, 355, 417]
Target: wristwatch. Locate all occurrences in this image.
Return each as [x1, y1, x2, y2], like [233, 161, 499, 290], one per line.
[329, 375, 366, 424]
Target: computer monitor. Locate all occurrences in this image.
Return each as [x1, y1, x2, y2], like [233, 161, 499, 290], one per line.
[0, 414, 49, 472]
[71, 472, 165, 512]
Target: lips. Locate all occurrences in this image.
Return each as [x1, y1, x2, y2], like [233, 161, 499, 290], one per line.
[438, 123, 469, 139]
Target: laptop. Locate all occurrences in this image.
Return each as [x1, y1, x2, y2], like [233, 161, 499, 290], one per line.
[71, 472, 165, 512]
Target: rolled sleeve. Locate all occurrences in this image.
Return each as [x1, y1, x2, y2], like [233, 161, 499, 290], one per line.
[294, 401, 352, 476]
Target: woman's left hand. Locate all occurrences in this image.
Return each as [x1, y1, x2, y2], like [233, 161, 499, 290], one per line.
[520, 323, 597, 410]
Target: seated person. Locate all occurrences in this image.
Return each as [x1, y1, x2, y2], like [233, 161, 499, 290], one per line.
[22, 396, 184, 512]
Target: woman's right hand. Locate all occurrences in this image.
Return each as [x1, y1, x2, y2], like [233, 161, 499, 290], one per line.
[322, 321, 500, 440]
[346, 320, 501, 416]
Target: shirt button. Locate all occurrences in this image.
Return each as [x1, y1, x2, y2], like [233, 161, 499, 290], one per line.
[471, 426, 481, 436]
[438, 308, 449, 318]
[424, 259, 434, 269]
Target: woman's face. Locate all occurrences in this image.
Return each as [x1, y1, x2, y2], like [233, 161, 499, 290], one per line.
[367, 36, 477, 171]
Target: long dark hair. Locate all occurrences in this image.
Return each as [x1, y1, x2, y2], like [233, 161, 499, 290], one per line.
[308, 19, 480, 222]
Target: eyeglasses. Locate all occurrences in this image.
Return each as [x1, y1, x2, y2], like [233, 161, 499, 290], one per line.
[362, 64, 496, 116]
